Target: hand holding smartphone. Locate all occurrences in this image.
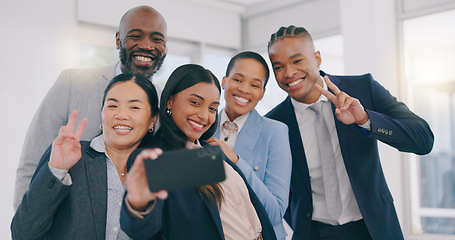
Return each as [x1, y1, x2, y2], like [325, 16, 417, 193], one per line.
[144, 145, 226, 192]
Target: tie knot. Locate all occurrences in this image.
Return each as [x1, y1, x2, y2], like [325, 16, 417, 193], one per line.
[222, 121, 238, 132]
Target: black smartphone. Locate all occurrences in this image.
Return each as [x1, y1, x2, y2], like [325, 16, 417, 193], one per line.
[144, 145, 226, 192]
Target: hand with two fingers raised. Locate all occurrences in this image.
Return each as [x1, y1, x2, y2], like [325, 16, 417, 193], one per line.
[49, 110, 88, 170]
[315, 76, 369, 125]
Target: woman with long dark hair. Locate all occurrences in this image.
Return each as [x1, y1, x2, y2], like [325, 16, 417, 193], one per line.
[120, 64, 276, 240]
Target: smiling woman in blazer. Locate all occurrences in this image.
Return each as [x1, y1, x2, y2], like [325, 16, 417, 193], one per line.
[206, 51, 292, 240]
[11, 73, 159, 240]
[120, 64, 276, 240]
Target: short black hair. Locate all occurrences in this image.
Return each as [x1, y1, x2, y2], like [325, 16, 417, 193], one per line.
[225, 51, 270, 88]
[268, 25, 312, 50]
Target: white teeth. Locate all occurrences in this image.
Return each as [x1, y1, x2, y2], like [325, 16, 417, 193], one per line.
[288, 79, 303, 87]
[189, 120, 203, 129]
[114, 126, 132, 132]
[134, 56, 152, 62]
[234, 96, 249, 103]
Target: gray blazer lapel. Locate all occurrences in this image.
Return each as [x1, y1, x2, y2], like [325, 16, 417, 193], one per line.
[85, 148, 108, 240]
[98, 64, 117, 106]
[234, 109, 262, 160]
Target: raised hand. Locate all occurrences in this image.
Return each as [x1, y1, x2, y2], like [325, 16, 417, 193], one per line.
[315, 76, 369, 125]
[49, 110, 87, 170]
[125, 148, 168, 211]
[205, 137, 239, 164]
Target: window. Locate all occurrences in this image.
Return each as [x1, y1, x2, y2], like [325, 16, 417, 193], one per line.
[403, 8, 455, 237]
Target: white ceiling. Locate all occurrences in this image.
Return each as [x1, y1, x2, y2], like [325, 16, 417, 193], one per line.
[192, 0, 308, 16]
[217, 0, 274, 5]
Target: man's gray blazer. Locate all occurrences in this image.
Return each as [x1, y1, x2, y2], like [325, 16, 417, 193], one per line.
[13, 64, 116, 210]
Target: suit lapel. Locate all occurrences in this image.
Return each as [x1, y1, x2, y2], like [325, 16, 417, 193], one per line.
[85, 147, 108, 240]
[233, 110, 262, 160]
[201, 193, 224, 239]
[280, 97, 312, 194]
[198, 142, 225, 239]
[98, 64, 117, 108]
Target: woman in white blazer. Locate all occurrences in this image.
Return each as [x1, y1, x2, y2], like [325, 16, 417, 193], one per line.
[207, 51, 292, 240]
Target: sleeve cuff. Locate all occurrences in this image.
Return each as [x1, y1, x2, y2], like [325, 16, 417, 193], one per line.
[48, 163, 72, 185]
[124, 197, 157, 219]
[358, 119, 371, 131]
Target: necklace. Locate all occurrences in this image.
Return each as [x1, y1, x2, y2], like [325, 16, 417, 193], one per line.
[221, 121, 238, 141]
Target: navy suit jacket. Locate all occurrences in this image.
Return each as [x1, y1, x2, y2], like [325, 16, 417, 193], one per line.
[265, 72, 434, 240]
[120, 146, 277, 240]
[11, 142, 108, 240]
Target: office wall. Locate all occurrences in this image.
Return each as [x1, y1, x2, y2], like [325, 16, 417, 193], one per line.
[77, 0, 242, 49]
[0, 1, 77, 238]
[244, 0, 340, 51]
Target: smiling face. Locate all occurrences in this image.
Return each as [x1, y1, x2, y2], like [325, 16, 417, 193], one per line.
[102, 81, 157, 152]
[116, 7, 167, 79]
[167, 82, 220, 143]
[222, 58, 266, 121]
[268, 37, 323, 104]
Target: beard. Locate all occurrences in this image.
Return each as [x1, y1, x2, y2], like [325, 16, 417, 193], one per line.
[118, 42, 166, 79]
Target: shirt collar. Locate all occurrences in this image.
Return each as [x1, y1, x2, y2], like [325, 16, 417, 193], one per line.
[291, 76, 329, 114]
[90, 134, 106, 153]
[186, 140, 202, 149]
[220, 109, 249, 133]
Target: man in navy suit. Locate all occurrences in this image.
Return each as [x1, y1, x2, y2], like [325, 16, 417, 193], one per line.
[265, 25, 434, 240]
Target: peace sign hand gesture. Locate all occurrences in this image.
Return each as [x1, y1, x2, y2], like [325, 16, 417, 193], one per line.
[49, 110, 88, 170]
[315, 76, 369, 125]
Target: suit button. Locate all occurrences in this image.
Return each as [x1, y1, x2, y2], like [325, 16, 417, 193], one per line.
[388, 130, 392, 135]
[306, 212, 311, 218]
[254, 165, 259, 171]
[48, 179, 56, 188]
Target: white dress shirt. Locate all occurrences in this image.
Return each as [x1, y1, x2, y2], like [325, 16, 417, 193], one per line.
[291, 78, 363, 226]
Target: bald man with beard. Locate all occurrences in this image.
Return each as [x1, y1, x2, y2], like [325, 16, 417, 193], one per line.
[13, 5, 167, 210]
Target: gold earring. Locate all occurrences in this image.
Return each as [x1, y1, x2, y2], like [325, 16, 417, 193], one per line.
[99, 124, 103, 130]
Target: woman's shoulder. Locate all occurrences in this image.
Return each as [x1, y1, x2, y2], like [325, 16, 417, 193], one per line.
[260, 114, 288, 131]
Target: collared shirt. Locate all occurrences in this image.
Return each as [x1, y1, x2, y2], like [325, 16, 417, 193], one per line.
[187, 140, 262, 240]
[49, 135, 130, 239]
[219, 110, 249, 149]
[219, 161, 262, 239]
[291, 77, 363, 226]
[91, 135, 131, 240]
